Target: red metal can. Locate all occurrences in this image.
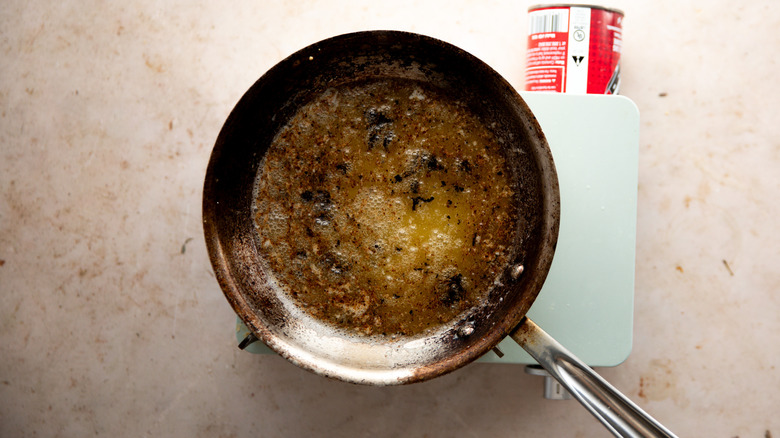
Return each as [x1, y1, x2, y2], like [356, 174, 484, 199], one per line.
[525, 4, 624, 94]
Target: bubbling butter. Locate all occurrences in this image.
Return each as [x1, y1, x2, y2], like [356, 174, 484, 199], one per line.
[254, 78, 517, 337]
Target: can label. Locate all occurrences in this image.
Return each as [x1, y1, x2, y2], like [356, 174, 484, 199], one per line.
[525, 5, 623, 94]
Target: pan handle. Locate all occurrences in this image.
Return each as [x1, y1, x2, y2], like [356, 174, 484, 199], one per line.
[510, 317, 678, 438]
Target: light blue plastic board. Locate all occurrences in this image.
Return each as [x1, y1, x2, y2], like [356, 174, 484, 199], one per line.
[235, 93, 639, 367]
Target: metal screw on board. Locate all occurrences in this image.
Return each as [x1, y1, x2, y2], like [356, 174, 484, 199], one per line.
[524, 364, 573, 400]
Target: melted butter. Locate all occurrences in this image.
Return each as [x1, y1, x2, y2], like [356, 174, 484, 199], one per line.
[254, 79, 516, 337]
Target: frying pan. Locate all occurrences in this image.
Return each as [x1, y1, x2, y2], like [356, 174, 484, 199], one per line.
[203, 31, 676, 437]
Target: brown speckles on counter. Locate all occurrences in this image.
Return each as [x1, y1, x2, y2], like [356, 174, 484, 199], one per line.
[722, 259, 735, 276]
[143, 53, 167, 73]
[637, 359, 687, 408]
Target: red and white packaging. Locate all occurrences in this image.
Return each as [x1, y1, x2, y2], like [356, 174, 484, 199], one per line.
[525, 4, 623, 94]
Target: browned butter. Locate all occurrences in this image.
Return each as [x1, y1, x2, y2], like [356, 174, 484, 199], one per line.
[254, 78, 517, 337]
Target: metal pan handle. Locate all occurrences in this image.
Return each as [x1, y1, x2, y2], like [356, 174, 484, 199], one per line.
[511, 317, 678, 438]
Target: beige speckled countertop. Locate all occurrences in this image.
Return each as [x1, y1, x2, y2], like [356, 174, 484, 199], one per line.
[2, 1, 779, 436]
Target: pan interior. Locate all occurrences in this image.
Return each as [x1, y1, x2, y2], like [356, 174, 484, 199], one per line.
[252, 77, 519, 340]
[204, 31, 558, 385]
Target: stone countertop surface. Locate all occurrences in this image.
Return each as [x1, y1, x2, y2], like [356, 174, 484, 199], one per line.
[1, 1, 778, 436]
